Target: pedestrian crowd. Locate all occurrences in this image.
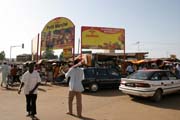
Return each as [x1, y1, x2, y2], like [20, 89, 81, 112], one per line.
[1, 62, 22, 88]
[1, 59, 180, 119]
[125, 61, 180, 79]
[1, 59, 84, 119]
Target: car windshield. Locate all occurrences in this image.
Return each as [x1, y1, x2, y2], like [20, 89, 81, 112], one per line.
[127, 70, 153, 80]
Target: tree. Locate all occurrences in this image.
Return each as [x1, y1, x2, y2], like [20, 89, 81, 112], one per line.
[42, 48, 58, 59]
[59, 52, 64, 61]
[0, 51, 5, 60]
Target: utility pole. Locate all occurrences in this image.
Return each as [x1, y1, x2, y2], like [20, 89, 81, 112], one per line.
[135, 41, 140, 52]
[78, 38, 80, 54]
[9, 43, 24, 62]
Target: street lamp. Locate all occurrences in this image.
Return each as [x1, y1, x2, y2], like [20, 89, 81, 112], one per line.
[10, 43, 24, 62]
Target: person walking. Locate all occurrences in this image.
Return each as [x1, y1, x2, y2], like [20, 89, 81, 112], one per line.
[46, 63, 53, 84]
[10, 65, 18, 84]
[176, 64, 180, 79]
[65, 60, 84, 118]
[53, 64, 60, 82]
[1, 62, 9, 89]
[126, 63, 134, 75]
[18, 62, 41, 118]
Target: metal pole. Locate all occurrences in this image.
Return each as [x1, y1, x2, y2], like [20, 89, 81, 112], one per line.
[10, 46, 12, 62]
[9, 44, 24, 62]
[36, 33, 40, 62]
[78, 38, 80, 54]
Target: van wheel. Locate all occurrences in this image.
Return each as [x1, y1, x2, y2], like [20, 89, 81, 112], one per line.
[90, 83, 98, 92]
[152, 89, 162, 102]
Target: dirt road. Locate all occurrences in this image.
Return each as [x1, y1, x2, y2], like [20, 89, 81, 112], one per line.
[0, 73, 180, 120]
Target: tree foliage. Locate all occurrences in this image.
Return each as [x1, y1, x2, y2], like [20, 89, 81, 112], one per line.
[0, 51, 5, 60]
[42, 48, 58, 59]
[59, 52, 64, 61]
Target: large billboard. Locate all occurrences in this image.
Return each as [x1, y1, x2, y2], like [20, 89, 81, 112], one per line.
[41, 17, 75, 50]
[81, 26, 125, 50]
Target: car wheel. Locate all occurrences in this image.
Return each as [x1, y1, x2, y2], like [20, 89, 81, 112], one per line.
[90, 83, 99, 92]
[152, 89, 162, 102]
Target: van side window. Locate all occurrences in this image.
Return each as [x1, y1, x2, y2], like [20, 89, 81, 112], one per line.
[97, 69, 108, 78]
[84, 69, 95, 78]
[108, 69, 119, 76]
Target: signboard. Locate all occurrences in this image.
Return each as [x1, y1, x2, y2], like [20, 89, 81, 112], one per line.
[81, 26, 125, 50]
[41, 17, 75, 50]
[170, 54, 176, 59]
[63, 48, 72, 58]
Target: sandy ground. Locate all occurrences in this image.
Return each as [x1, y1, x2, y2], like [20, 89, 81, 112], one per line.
[0, 73, 180, 120]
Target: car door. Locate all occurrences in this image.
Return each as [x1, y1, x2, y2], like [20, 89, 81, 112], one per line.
[82, 68, 96, 86]
[151, 71, 172, 94]
[166, 71, 180, 92]
[159, 71, 174, 94]
[96, 68, 110, 86]
[108, 69, 121, 85]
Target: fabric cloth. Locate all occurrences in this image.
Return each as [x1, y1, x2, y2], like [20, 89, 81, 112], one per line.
[21, 70, 41, 95]
[65, 67, 84, 92]
[11, 67, 17, 76]
[176, 64, 180, 72]
[126, 65, 134, 73]
[53, 66, 59, 78]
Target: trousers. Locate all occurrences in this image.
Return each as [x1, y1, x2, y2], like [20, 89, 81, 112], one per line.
[25, 94, 37, 115]
[68, 91, 82, 116]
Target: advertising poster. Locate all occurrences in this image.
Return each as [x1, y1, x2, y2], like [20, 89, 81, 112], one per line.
[41, 17, 75, 50]
[63, 48, 72, 59]
[81, 26, 125, 50]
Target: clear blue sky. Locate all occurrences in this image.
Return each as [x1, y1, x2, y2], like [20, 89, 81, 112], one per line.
[0, 0, 180, 59]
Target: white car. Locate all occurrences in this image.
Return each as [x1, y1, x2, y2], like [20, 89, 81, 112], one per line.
[119, 69, 180, 102]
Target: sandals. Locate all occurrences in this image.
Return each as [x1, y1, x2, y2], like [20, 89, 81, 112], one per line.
[66, 112, 73, 116]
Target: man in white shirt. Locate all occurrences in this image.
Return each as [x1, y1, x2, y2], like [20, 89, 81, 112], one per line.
[18, 62, 41, 118]
[1, 62, 9, 88]
[65, 60, 84, 118]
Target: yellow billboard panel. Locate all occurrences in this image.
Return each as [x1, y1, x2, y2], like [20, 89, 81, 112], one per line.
[63, 48, 72, 58]
[81, 26, 125, 50]
[41, 17, 75, 51]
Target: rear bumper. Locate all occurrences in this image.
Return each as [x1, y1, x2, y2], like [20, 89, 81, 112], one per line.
[119, 86, 155, 97]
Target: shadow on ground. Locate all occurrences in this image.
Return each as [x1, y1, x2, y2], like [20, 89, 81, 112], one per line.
[131, 92, 180, 110]
[4, 87, 19, 91]
[67, 113, 96, 120]
[83, 88, 124, 97]
[38, 88, 47, 92]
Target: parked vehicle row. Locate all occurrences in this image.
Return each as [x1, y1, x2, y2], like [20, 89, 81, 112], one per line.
[64, 67, 121, 92]
[41, 66, 180, 102]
